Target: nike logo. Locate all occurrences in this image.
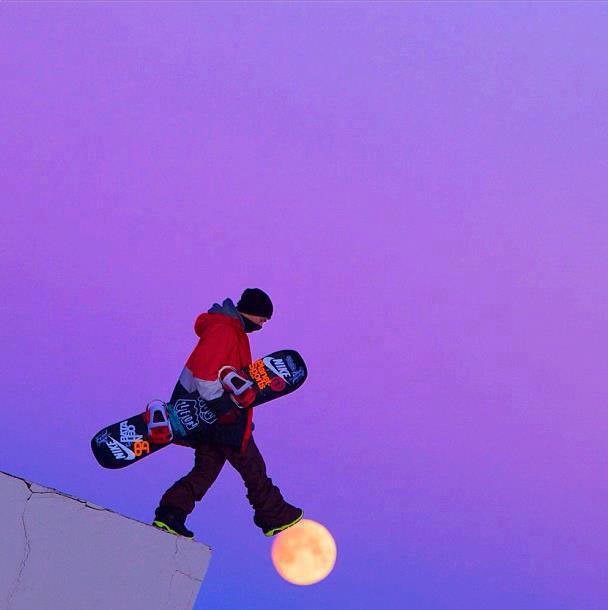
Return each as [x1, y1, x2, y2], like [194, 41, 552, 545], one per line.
[263, 357, 292, 384]
[107, 436, 136, 461]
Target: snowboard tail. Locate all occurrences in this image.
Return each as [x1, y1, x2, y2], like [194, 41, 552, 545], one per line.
[91, 414, 162, 469]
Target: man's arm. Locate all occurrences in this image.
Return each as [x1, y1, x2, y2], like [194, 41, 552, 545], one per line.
[194, 378, 223, 401]
[188, 325, 241, 415]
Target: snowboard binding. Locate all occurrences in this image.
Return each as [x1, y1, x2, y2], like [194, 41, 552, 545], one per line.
[218, 366, 256, 408]
[144, 400, 173, 444]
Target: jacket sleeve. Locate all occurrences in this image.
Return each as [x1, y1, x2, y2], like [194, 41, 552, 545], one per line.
[188, 324, 241, 382]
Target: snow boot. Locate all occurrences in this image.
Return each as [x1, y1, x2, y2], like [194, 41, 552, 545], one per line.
[255, 504, 304, 537]
[153, 506, 194, 538]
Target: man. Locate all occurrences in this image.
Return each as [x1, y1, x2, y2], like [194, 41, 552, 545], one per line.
[152, 288, 303, 538]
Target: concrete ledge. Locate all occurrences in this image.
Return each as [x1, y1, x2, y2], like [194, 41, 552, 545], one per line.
[0, 471, 211, 610]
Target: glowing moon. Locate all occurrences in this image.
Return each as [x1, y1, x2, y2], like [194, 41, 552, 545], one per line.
[271, 519, 337, 585]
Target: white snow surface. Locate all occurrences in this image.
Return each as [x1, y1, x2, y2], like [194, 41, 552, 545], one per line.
[0, 470, 211, 610]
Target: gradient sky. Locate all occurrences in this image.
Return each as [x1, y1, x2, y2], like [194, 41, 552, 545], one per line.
[2, 3, 608, 609]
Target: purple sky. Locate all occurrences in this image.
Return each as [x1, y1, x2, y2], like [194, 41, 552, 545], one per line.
[2, 3, 608, 609]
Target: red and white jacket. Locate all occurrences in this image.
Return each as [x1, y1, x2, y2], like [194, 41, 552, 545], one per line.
[176, 299, 254, 452]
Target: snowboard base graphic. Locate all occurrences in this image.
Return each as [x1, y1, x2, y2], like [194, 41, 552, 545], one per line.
[91, 350, 307, 469]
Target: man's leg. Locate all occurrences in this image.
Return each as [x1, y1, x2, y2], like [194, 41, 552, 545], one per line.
[225, 436, 303, 536]
[154, 442, 226, 536]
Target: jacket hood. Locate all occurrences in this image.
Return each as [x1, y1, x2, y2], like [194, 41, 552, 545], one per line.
[208, 298, 242, 320]
[193, 298, 245, 337]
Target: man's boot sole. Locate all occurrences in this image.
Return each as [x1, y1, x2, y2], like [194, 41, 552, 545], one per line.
[152, 520, 194, 538]
[263, 511, 304, 537]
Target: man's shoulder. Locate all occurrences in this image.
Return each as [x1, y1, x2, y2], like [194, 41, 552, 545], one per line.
[206, 313, 242, 330]
[197, 312, 243, 340]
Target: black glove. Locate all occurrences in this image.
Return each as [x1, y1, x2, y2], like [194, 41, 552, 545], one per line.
[205, 392, 236, 418]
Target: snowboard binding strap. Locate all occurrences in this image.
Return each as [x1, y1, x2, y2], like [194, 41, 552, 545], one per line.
[145, 399, 174, 444]
[218, 366, 256, 408]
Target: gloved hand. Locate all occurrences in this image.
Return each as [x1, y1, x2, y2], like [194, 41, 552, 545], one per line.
[205, 392, 236, 418]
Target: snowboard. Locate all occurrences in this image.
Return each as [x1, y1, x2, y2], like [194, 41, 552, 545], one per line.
[91, 350, 307, 469]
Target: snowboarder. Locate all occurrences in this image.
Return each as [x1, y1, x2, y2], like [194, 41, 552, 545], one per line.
[152, 288, 303, 538]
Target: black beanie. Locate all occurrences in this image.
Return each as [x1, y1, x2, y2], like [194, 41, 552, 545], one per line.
[237, 288, 274, 319]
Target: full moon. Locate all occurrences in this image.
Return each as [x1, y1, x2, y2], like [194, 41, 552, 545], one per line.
[271, 519, 337, 585]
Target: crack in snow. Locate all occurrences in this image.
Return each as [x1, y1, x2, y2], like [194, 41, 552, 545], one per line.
[164, 538, 203, 610]
[5, 487, 33, 610]
[165, 568, 202, 610]
[2, 471, 110, 513]
[174, 570, 202, 584]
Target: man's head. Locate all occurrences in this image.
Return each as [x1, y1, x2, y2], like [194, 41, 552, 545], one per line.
[237, 288, 273, 332]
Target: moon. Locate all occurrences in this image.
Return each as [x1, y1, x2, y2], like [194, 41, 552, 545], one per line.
[271, 519, 337, 585]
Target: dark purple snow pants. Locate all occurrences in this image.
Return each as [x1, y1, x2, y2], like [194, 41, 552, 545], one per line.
[158, 436, 293, 529]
